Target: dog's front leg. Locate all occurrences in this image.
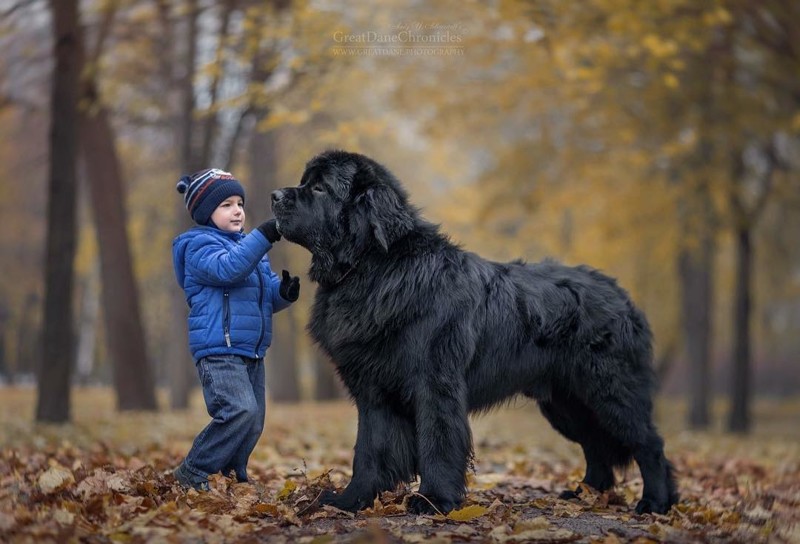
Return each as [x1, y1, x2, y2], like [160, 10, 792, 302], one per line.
[319, 402, 416, 512]
[408, 380, 471, 515]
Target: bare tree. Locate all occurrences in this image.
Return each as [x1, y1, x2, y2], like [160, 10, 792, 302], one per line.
[36, 0, 81, 423]
[166, 0, 199, 409]
[678, 185, 715, 430]
[727, 141, 782, 432]
[678, 60, 719, 431]
[75, 5, 158, 410]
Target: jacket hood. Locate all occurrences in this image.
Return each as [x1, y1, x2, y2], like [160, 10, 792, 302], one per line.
[172, 226, 243, 287]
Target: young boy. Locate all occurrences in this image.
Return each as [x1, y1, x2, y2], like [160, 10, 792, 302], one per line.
[171, 168, 300, 490]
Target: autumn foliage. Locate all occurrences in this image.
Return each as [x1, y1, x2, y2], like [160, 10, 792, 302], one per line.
[2, 389, 799, 542]
[1, 0, 800, 540]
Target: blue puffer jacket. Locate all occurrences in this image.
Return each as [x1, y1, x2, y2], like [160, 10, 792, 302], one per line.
[172, 226, 291, 361]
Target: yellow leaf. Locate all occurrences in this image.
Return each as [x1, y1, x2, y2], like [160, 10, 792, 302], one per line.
[447, 504, 488, 522]
[276, 479, 297, 501]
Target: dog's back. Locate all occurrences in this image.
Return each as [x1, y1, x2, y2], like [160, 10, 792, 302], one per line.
[462, 257, 655, 408]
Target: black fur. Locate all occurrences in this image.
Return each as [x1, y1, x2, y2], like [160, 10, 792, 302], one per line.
[271, 150, 679, 515]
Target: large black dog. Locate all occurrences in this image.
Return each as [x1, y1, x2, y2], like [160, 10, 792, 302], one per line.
[271, 150, 678, 515]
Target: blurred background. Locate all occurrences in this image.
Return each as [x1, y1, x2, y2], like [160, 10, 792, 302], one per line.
[0, 0, 798, 433]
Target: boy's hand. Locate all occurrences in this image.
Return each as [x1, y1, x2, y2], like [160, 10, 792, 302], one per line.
[258, 219, 281, 243]
[279, 270, 300, 302]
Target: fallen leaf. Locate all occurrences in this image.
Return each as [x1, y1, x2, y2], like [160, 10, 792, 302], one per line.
[276, 479, 297, 501]
[38, 464, 75, 494]
[447, 504, 489, 521]
[743, 504, 772, 524]
[513, 516, 551, 533]
[53, 508, 75, 525]
[252, 503, 279, 516]
[453, 524, 477, 537]
[496, 528, 579, 543]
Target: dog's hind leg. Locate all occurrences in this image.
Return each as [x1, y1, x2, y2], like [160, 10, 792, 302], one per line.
[538, 396, 621, 498]
[588, 392, 677, 515]
[630, 426, 676, 514]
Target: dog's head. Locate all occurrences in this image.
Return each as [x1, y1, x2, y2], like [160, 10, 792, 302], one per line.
[272, 150, 416, 283]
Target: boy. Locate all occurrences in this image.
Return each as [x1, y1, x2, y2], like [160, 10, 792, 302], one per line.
[171, 168, 300, 490]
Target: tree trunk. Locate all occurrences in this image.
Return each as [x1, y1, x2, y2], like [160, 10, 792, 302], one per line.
[169, 0, 200, 410]
[678, 195, 715, 430]
[79, 82, 158, 411]
[75, 263, 99, 385]
[200, 0, 236, 166]
[728, 226, 752, 433]
[16, 293, 42, 381]
[248, 124, 301, 402]
[36, 0, 81, 423]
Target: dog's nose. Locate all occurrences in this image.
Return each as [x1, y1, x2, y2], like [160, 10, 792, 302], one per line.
[271, 190, 284, 204]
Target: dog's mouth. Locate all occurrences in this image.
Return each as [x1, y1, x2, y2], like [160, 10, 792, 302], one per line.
[271, 200, 289, 220]
[270, 208, 300, 244]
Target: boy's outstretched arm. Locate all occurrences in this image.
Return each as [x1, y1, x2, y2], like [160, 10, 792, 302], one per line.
[186, 230, 272, 286]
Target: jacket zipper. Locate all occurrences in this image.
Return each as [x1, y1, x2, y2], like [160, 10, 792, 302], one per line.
[255, 265, 265, 354]
[223, 289, 231, 347]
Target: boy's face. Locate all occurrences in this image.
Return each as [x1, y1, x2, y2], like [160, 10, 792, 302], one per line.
[211, 196, 245, 233]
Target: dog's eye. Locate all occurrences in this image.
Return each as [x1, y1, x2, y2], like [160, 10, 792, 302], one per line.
[312, 185, 326, 194]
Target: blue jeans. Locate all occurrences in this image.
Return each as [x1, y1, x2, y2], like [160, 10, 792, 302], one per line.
[180, 354, 265, 485]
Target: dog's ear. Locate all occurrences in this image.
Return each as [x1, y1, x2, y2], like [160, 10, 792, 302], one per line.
[359, 185, 413, 252]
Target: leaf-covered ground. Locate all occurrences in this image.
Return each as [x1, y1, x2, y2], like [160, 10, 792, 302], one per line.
[1, 388, 798, 543]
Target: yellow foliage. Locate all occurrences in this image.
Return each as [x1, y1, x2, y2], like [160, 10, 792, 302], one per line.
[663, 73, 679, 89]
[642, 34, 678, 59]
[276, 479, 298, 501]
[258, 109, 312, 131]
[446, 504, 488, 521]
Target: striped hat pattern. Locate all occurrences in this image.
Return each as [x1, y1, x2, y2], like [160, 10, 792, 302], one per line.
[176, 168, 245, 225]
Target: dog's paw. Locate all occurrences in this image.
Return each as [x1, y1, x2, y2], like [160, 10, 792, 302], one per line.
[407, 494, 459, 515]
[318, 490, 339, 507]
[317, 489, 370, 512]
[635, 497, 671, 515]
[558, 488, 581, 501]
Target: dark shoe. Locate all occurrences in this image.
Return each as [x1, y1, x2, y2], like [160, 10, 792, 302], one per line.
[174, 463, 210, 491]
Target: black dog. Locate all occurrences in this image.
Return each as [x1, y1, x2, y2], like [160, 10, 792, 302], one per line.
[271, 150, 678, 515]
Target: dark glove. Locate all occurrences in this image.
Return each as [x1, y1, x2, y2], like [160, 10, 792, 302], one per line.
[279, 270, 300, 302]
[258, 219, 281, 243]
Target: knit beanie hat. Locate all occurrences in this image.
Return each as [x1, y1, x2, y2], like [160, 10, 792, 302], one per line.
[176, 168, 245, 225]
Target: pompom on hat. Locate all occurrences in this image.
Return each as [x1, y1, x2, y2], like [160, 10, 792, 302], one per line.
[176, 168, 245, 225]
